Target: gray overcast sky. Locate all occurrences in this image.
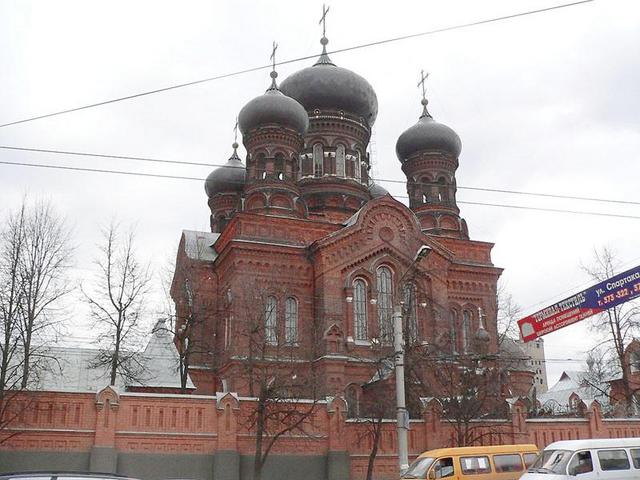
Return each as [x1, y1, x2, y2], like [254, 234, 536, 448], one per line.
[1, 0, 639, 383]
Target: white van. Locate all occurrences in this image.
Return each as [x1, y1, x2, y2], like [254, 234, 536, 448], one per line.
[520, 437, 640, 479]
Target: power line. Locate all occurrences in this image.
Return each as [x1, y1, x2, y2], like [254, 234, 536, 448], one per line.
[2, 158, 638, 221]
[0, 159, 202, 182]
[0, 145, 212, 168]
[0, 0, 595, 129]
[378, 176, 640, 207]
[2, 144, 637, 207]
[458, 200, 640, 220]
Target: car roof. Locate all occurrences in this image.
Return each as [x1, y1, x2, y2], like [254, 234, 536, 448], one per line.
[0, 473, 134, 480]
[418, 444, 539, 458]
[544, 437, 640, 451]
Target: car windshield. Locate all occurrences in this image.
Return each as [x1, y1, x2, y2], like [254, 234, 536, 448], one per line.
[402, 457, 435, 478]
[530, 449, 572, 474]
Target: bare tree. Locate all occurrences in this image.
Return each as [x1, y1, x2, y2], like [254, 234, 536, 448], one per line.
[496, 282, 522, 347]
[581, 347, 614, 407]
[352, 354, 397, 480]
[232, 283, 320, 480]
[17, 199, 73, 388]
[83, 222, 152, 386]
[406, 337, 509, 447]
[581, 246, 640, 415]
[0, 204, 27, 441]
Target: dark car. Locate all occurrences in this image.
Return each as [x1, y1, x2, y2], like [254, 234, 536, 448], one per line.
[0, 473, 138, 480]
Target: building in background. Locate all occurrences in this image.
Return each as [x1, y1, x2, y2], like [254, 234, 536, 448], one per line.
[519, 336, 549, 393]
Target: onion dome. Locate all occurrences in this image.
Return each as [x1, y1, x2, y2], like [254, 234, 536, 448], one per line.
[369, 182, 389, 198]
[204, 143, 246, 197]
[238, 71, 308, 135]
[475, 326, 491, 344]
[280, 37, 378, 126]
[475, 310, 491, 344]
[396, 99, 462, 162]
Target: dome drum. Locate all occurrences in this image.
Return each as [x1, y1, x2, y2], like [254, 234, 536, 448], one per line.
[243, 128, 305, 154]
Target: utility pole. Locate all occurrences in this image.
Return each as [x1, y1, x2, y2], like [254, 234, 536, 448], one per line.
[393, 304, 409, 472]
[394, 244, 431, 473]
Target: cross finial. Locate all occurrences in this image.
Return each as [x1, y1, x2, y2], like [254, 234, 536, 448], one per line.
[233, 117, 239, 145]
[319, 4, 330, 38]
[270, 41, 278, 72]
[417, 69, 429, 102]
[268, 41, 279, 90]
[417, 69, 432, 118]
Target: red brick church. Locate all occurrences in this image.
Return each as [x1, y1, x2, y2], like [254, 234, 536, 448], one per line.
[170, 32, 529, 403]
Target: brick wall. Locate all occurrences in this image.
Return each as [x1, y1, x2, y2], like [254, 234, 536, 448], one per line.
[2, 389, 640, 480]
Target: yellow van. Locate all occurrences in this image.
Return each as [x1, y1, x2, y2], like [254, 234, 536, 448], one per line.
[401, 444, 539, 480]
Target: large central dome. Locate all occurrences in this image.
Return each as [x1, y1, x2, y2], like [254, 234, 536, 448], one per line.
[280, 38, 378, 126]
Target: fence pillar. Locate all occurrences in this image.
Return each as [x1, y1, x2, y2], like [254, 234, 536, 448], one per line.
[327, 397, 350, 480]
[421, 398, 442, 451]
[587, 400, 603, 438]
[215, 392, 241, 480]
[90, 386, 119, 473]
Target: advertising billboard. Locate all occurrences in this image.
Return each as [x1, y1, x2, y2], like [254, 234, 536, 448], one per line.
[518, 264, 640, 342]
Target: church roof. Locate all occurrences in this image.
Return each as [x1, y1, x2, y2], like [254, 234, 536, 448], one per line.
[537, 370, 610, 412]
[183, 230, 220, 261]
[33, 319, 194, 393]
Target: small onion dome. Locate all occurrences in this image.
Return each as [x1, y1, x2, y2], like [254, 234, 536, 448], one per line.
[475, 326, 491, 344]
[369, 182, 389, 198]
[395, 99, 462, 162]
[238, 71, 308, 136]
[280, 37, 378, 126]
[204, 143, 246, 197]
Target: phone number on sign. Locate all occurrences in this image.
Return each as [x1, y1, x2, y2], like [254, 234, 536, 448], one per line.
[597, 281, 640, 307]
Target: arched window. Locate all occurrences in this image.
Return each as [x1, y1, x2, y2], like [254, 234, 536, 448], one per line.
[345, 384, 360, 418]
[336, 145, 346, 177]
[275, 153, 285, 180]
[353, 279, 368, 341]
[462, 310, 471, 353]
[313, 144, 323, 177]
[265, 296, 277, 344]
[376, 266, 393, 343]
[631, 351, 640, 373]
[403, 283, 418, 343]
[256, 154, 266, 180]
[285, 297, 298, 344]
[450, 310, 458, 354]
[354, 150, 362, 182]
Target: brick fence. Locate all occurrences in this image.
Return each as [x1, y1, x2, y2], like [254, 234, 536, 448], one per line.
[2, 388, 640, 480]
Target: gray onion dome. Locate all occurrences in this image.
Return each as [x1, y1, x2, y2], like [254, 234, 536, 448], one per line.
[204, 143, 246, 197]
[369, 182, 389, 198]
[280, 37, 378, 126]
[238, 71, 309, 135]
[396, 99, 462, 162]
[475, 326, 491, 344]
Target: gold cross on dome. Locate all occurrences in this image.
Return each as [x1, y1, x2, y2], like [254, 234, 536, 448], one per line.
[270, 41, 278, 71]
[417, 69, 429, 101]
[319, 4, 330, 37]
